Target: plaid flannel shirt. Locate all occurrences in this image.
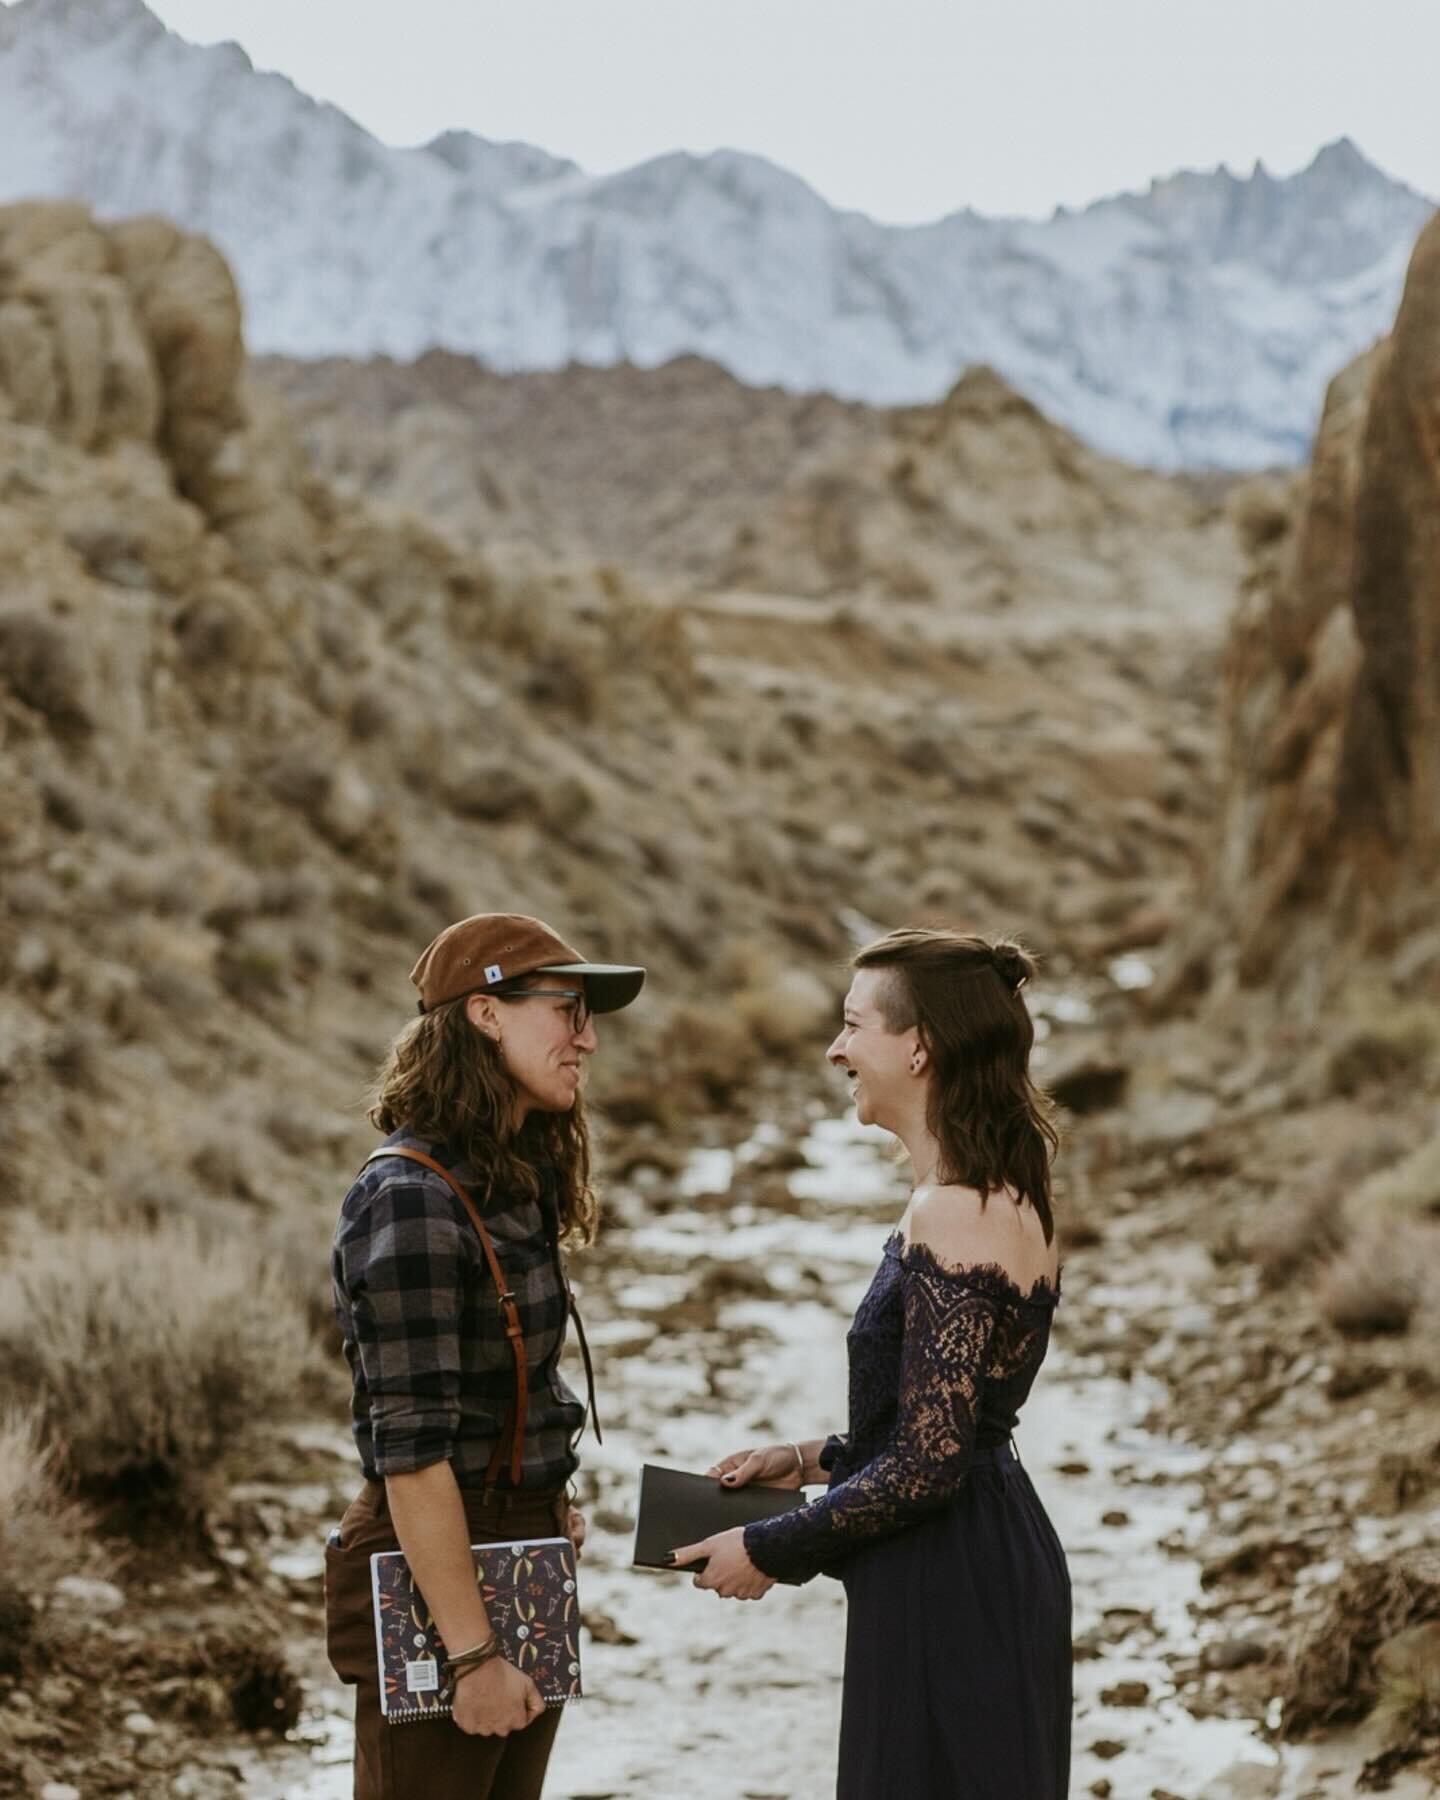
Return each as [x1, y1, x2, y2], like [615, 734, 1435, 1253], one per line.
[332, 1130, 584, 1491]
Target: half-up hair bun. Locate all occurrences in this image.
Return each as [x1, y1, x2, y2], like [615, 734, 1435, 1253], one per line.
[988, 939, 1037, 992]
[849, 924, 1057, 1241]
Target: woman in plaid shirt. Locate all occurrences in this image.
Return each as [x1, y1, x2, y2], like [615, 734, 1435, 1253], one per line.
[326, 913, 644, 1800]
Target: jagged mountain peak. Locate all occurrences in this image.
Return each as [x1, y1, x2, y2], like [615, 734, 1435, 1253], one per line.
[1306, 134, 1377, 179]
[420, 128, 576, 190]
[593, 144, 832, 226]
[6, 0, 162, 40]
[0, 0, 1433, 469]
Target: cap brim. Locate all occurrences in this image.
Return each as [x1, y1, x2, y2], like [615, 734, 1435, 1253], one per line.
[535, 962, 646, 1014]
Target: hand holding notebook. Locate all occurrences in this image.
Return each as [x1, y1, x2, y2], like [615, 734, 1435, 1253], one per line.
[632, 1461, 804, 1594]
[371, 1537, 581, 1722]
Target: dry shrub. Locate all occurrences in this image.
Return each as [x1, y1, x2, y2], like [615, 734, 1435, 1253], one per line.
[190, 1135, 258, 1202]
[1404, 1303, 1440, 1392]
[1247, 1186, 1348, 1289]
[1052, 1153, 1102, 1249]
[0, 1218, 315, 1517]
[1229, 481, 1293, 553]
[880, 556, 936, 601]
[346, 683, 392, 741]
[594, 563, 626, 603]
[1314, 1223, 1433, 1336]
[143, 1613, 303, 1733]
[1326, 1004, 1440, 1097]
[215, 937, 287, 1006]
[0, 1404, 97, 1601]
[257, 750, 381, 856]
[334, 878, 415, 937]
[659, 1002, 756, 1107]
[543, 773, 597, 833]
[1363, 1444, 1440, 1517]
[265, 745, 337, 823]
[603, 588, 697, 703]
[1282, 1552, 1440, 1739]
[522, 644, 600, 722]
[258, 1209, 341, 1352]
[262, 1107, 352, 1161]
[106, 850, 203, 919]
[487, 571, 557, 658]
[731, 968, 832, 1058]
[594, 1078, 678, 1130]
[1374, 1622, 1440, 1745]
[208, 782, 312, 869]
[444, 755, 540, 822]
[110, 1156, 196, 1227]
[39, 770, 90, 833]
[408, 864, 465, 922]
[0, 611, 92, 734]
[137, 959, 213, 1027]
[1354, 1135, 1440, 1222]
[719, 939, 833, 1057]
[172, 588, 261, 673]
[655, 939, 836, 1106]
[43, 1024, 100, 1091]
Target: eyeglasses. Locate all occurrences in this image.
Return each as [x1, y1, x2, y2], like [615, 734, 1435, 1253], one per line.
[495, 988, 591, 1035]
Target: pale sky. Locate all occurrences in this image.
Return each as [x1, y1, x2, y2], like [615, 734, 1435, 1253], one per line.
[145, 0, 1440, 223]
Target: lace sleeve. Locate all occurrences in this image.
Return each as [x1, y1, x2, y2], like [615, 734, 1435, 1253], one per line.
[744, 1250, 1000, 1585]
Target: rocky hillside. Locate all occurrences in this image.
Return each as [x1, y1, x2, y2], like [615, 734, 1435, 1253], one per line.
[1, 0, 1433, 468]
[0, 202, 802, 1226]
[5, 201, 1440, 1800]
[0, 198, 1246, 1234]
[257, 350, 881, 584]
[713, 365, 1233, 616]
[262, 349, 1239, 631]
[1169, 210, 1440, 1011]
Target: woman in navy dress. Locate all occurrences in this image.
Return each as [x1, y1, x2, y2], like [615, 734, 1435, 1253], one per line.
[671, 927, 1071, 1799]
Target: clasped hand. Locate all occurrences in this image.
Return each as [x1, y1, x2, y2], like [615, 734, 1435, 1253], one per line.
[667, 1443, 800, 1601]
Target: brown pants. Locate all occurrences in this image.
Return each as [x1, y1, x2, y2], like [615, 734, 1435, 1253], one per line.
[325, 1479, 568, 1800]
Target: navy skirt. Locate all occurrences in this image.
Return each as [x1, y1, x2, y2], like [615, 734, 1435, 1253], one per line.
[836, 1441, 1071, 1799]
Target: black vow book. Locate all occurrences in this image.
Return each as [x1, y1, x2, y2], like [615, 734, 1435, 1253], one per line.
[632, 1462, 805, 1572]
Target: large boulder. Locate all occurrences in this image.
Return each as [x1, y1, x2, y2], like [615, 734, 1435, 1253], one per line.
[0, 201, 162, 449]
[0, 201, 251, 516]
[1173, 209, 1440, 1004]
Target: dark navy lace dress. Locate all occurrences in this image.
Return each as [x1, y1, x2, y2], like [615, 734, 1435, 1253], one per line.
[744, 1232, 1071, 1799]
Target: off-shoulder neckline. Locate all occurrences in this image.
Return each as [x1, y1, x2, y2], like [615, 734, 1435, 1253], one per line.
[883, 1230, 1062, 1307]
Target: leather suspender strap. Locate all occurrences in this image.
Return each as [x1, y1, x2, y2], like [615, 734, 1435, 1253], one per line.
[535, 1187, 604, 1448]
[364, 1146, 528, 1489]
[568, 1291, 603, 1446]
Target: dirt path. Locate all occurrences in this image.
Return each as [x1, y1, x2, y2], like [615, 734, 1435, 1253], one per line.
[214, 1102, 1435, 1800]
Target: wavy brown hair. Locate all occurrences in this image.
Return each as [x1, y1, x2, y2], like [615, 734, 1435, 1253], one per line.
[854, 927, 1059, 1242]
[368, 986, 596, 1245]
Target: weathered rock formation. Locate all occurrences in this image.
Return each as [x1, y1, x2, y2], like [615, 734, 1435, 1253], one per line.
[1174, 211, 1440, 1007]
[717, 365, 1232, 621]
[0, 201, 245, 499]
[266, 352, 1240, 631]
[0, 202, 1237, 1226]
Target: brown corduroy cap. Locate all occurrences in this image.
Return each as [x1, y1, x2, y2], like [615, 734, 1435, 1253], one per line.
[410, 912, 646, 1015]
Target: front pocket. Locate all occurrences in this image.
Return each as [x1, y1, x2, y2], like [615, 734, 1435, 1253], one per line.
[325, 1536, 382, 1686]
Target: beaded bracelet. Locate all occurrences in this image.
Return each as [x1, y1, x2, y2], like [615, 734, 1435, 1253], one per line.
[443, 1633, 502, 1683]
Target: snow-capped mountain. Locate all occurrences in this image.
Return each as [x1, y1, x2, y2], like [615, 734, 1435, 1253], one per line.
[1, 0, 1433, 468]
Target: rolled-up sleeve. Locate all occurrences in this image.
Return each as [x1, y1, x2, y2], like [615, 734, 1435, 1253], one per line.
[337, 1177, 472, 1475]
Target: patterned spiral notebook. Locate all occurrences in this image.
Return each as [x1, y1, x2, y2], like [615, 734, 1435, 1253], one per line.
[370, 1537, 582, 1721]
